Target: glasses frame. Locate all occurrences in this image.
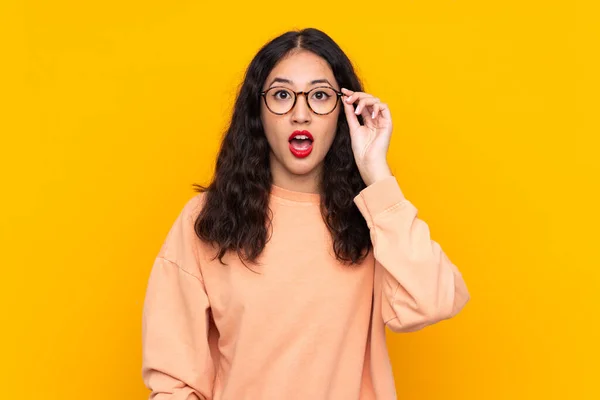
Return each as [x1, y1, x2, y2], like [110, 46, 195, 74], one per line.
[260, 86, 343, 116]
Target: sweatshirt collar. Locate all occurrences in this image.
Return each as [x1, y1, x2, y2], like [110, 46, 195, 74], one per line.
[270, 184, 321, 204]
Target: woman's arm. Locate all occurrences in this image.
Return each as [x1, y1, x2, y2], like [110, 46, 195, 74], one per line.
[142, 197, 216, 399]
[354, 176, 470, 333]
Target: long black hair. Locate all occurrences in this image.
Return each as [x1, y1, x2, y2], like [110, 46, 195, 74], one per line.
[193, 28, 371, 267]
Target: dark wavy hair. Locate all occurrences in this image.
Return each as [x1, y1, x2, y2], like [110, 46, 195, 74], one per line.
[192, 27, 371, 268]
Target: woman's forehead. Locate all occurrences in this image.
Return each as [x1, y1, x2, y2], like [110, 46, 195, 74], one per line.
[266, 51, 337, 88]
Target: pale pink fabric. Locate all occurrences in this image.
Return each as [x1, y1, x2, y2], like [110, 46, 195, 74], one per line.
[142, 176, 470, 399]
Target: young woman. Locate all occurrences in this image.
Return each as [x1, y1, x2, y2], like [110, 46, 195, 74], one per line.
[141, 28, 470, 400]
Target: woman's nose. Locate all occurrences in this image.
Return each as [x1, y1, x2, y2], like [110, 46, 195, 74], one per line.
[291, 93, 311, 123]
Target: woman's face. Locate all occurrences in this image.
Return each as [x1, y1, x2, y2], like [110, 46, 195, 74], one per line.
[260, 50, 341, 191]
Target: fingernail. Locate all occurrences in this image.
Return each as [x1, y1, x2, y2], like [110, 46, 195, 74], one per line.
[355, 107, 360, 115]
[372, 111, 376, 119]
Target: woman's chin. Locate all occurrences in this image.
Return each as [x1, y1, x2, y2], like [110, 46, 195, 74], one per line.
[285, 156, 322, 177]
[286, 163, 316, 177]
[270, 150, 323, 179]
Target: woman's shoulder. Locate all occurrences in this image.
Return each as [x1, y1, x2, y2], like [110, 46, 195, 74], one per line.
[156, 192, 207, 267]
[180, 191, 207, 221]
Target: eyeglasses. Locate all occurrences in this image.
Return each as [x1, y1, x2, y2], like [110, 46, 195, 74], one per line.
[260, 86, 343, 115]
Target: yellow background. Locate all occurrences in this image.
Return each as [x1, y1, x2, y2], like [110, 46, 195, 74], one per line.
[1, 1, 598, 399]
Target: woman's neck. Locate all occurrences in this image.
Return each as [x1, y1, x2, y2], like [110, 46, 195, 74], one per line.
[270, 159, 323, 194]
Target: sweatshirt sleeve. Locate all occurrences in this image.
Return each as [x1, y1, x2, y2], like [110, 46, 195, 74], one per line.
[354, 176, 470, 333]
[142, 196, 216, 399]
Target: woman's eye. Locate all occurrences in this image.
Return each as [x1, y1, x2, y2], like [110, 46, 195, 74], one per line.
[312, 91, 330, 100]
[274, 90, 290, 100]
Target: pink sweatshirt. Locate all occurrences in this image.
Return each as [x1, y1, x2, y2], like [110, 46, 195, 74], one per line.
[141, 175, 470, 399]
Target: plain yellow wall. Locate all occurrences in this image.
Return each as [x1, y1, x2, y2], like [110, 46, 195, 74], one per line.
[1, 1, 598, 399]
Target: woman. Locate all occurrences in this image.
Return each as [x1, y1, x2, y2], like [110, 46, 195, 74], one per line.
[141, 28, 470, 399]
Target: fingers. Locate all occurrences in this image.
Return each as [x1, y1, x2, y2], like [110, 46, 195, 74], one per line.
[342, 89, 374, 112]
[355, 97, 380, 116]
[370, 101, 390, 120]
[379, 103, 391, 121]
[341, 87, 364, 105]
[341, 88, 381, 117]
[371, 102, 380, 120]
[341, 87, 391, 125]
[342, 96, 361, 132]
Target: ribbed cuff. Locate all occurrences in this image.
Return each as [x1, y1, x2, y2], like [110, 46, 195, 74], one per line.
[353, 176, 407, 227]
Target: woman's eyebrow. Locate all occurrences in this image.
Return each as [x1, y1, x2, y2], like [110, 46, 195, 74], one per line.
[267, 77, 334, 88]
[309, 78, 333, 86]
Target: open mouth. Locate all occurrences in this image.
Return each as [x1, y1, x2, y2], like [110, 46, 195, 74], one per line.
[289, 135, 313, 149]
[288, 131, 314, 158]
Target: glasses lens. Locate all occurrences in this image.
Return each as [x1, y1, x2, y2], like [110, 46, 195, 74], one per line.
[308, 87, 338, 114]
[265, 88, 295, 114]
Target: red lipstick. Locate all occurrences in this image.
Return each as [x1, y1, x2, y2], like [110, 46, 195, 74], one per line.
[288, 130, 314, 158]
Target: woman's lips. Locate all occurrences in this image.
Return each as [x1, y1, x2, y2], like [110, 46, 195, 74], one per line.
[288, 130, 314, 142]
[289, 130, 313, 158]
